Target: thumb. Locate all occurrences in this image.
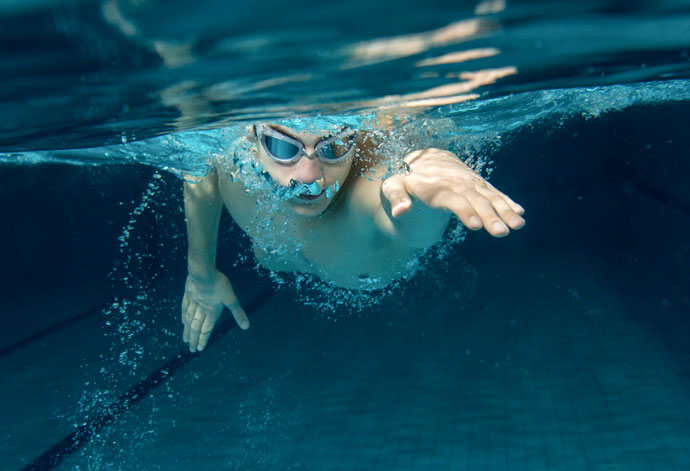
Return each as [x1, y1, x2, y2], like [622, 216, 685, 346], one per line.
[381, 175, 412, 218]
[224, 291, 250, 330]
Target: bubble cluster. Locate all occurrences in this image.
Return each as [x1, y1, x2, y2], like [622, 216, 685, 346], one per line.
[61, 169, 187, 469]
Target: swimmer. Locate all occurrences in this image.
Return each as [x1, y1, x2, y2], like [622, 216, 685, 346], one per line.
[181, 123, 525, 352]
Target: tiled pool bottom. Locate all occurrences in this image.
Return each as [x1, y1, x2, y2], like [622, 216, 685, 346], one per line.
[3, 248, 689, 471]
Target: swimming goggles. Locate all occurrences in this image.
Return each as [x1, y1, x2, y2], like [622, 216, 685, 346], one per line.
[255, 124, 358, 164]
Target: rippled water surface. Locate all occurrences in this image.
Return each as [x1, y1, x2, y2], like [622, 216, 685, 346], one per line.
[1, 0, 689, 156]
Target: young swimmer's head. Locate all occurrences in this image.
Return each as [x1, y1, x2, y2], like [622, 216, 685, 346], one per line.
[252, 123, 357, 217]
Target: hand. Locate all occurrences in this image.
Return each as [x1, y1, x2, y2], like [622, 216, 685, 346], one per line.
[381, 148, 525, 237]
[181, 270, 249, 352]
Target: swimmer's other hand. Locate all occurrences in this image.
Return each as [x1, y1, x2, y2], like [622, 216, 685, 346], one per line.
[382, 148, 525, 237]
[181, 270, 249, 353]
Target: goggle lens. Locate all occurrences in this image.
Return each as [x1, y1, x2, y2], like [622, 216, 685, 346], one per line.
[257, 125, 357, 163]
[262, 135, 301, 161]
[318, 134, 356, 161]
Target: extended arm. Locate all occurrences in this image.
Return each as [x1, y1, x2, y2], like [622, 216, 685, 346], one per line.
[379, 148, 525, 248]
[182, 168, 249, 352]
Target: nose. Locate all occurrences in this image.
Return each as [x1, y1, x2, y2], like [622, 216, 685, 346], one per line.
[291, 153, 325, 187]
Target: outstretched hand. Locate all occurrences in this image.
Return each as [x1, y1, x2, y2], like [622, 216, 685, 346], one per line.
[181, 270, 249, 352]
[381, 148, 525, 237]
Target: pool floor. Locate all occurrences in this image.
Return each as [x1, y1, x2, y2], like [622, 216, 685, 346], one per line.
[2, 193, 689, 470]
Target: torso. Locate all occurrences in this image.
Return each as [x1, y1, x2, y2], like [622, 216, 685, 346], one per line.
[215, 164, 421, 290]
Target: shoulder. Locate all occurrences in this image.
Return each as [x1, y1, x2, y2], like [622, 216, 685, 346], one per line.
[342, 131, 410, 242]
[346, 147, 456, 249]
[343, 164, 401, 243]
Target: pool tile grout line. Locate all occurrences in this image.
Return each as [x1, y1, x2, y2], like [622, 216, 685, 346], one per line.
[20, 288, 275, 471]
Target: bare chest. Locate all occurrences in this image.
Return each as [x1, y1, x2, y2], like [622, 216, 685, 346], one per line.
[218, 177, 418, 289]
[251, 226, 416, 290]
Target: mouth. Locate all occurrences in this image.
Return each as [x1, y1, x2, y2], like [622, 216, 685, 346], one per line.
[295, 191, 324, 203]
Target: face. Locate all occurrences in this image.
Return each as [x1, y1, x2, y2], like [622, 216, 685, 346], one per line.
[253, 123, 356, 217]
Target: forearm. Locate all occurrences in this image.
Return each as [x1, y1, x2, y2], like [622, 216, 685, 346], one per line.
[183, 168, 224, 280]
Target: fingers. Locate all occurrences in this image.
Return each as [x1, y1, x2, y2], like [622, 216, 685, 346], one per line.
[182, 292, 190, 314]
[187, 306, 206, 352]
[182, 300, 239, 352]
[381, 175, 412, 218]
[182, 298, 193, 343]
[196, 314, 217, 352]
[181, 272, 250, 353]
[442, 188, 525, 237]
[187, 305, 221, 352]
[465, 193, 510, 237]
[481, 181, 525, 215]
[182, 303, 248, 352]
[183, 319, 191, 344]
[474, 185, 526, 231]
[438, 191, 483, 231]
[182, 295, 215, 352]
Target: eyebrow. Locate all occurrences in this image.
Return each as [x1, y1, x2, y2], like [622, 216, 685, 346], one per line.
[268, 124, 300, 140]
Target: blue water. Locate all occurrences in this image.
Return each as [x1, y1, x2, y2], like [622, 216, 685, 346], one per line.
[1, 0, 690, 470]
